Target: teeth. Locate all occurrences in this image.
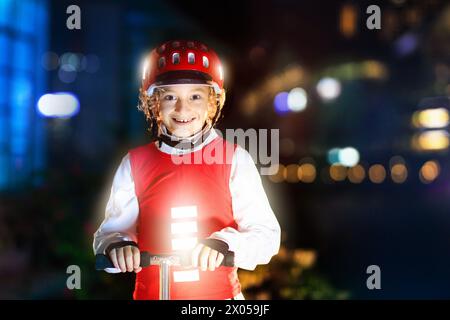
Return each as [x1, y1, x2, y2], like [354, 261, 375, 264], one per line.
[174, 118, 193, 123]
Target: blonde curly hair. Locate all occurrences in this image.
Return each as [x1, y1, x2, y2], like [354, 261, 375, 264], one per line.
[137, 86, 226, 139]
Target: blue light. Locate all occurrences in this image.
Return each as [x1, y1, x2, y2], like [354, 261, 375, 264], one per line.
[327, 148, 340, 165]
[395, 33, 418, 57]
[14, 39, 33, 71]
[37, 92, 80, 118]
[0, 34, 9, 68]
[274, 92, 290, 115]
[0, 0, 49, 190]
[0, 0, 13, 27]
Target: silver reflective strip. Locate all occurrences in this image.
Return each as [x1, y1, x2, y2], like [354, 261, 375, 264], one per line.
[173, 269, 200, 282]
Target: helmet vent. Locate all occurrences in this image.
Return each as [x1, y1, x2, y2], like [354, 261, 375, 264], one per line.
[172, 53, 180, 65]
[158, 57, 166, 69]
[202, 56, 209, 68]
[188, 52, 195, 64]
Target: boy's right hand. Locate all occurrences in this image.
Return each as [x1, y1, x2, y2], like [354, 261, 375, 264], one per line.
[109, 245, 142, 273]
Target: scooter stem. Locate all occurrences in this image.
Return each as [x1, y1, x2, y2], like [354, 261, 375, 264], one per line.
[159, 259, 171, 300]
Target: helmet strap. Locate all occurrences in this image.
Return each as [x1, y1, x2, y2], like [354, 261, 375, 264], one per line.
[157, 122, 213, 151]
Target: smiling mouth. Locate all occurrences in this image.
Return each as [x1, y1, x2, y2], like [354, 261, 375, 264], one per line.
[172, 117, 195, 124]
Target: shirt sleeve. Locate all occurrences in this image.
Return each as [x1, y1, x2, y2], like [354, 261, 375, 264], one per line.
[92, 153, 139, 273]
[208, 145, 281, 270]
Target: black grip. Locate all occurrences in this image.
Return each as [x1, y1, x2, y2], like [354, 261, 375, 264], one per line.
[221, 251, 235, 267]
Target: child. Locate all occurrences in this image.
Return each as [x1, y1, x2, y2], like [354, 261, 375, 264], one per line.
[93, 40, 281, 300]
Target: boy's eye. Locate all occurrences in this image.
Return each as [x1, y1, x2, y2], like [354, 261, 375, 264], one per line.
[191, 94, 203, 100]
[163, 95, 176, 101]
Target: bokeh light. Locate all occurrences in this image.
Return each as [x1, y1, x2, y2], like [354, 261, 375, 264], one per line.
[338, 147, 360, 167]
[268, 164, 286, 183]
[329, 164, 347, 181]
[339, 4, 357, 38]
[328, 147, 360, 167]
[274, 92, 289, 115]
[37, 93, 80, 118]
[412, 108, 449, 129]
[298, 163, 316, 183]
[394, 32, 418, 57]
[327, 148, 340, 165]
[317, 77, 342, 101]
[60, 52, 81, 71]
[368, 164, 386, 184]
[419, 160, 440, 184]
[412, 130, 449, 151]
[348, 164, 365, 183]
[391, 164, 408, 183]
[58, 64, 77, 83]
[287, 87, 307, 112]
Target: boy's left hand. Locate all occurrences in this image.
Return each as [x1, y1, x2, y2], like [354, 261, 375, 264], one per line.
[191, 243, 224, 271]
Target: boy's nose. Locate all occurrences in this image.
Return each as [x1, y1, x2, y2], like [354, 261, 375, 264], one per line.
[174, 99, 190, 112]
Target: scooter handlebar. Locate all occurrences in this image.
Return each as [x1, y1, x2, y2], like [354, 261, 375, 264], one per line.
[95, 250, 235, 271]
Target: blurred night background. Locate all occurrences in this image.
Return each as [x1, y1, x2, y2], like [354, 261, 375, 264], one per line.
[0, 0, 449, 299]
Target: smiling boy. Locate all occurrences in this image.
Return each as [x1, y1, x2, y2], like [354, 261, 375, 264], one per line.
[93, 40, 281, 300]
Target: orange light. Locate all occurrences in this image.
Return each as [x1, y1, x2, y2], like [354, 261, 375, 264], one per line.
[391, 164, 408, 183]
[419, 160, 440, 184]
[340, 4, 357, 38]
[268, 164, 286, 183]
[348, 164, 365, 183]
[412, 130, 449, 151]
[329, 164, 347, 181]
[298, 163, 316, 183]
[369, 164, 386, 184]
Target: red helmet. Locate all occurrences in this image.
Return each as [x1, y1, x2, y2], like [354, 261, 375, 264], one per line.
[141, 40, 224, 95]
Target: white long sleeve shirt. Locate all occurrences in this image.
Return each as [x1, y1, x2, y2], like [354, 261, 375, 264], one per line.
[93, 129, 281, 271]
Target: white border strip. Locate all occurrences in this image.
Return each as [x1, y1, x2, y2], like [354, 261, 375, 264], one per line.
[171, 206, 198, 219]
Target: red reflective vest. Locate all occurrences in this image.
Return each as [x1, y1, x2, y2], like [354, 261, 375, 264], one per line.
[129, 136, 242, 299]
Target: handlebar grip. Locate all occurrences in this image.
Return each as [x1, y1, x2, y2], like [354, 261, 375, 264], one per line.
[221, 251, 235, 267]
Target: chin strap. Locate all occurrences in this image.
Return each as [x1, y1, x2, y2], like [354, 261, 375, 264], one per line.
[157, 123, 213, 151]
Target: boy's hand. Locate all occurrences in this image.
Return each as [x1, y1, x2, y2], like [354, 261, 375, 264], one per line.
[191, 243, 224, 271]
[109, 245, 142, 273]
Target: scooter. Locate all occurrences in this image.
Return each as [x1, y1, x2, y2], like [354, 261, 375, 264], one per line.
[95, 245, 234, 300]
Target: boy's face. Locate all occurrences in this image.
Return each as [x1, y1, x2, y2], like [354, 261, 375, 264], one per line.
[158, 84, 213, 138]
